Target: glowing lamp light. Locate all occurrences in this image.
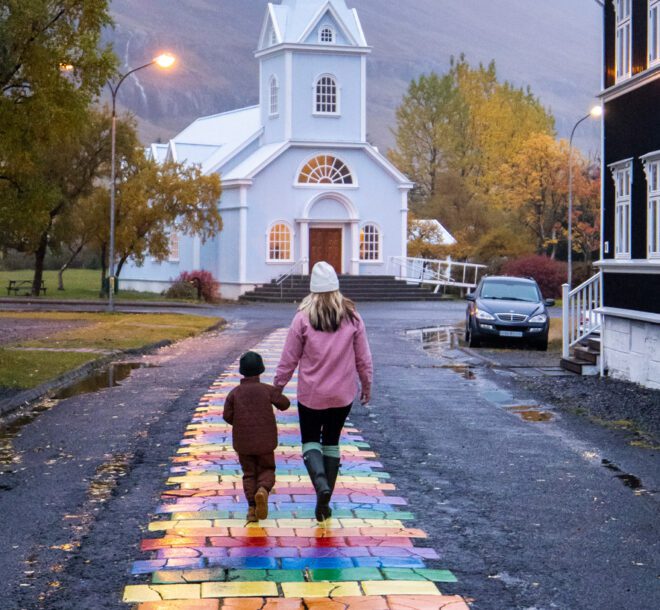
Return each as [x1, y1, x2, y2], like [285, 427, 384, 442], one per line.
[590, 105, 603, 118]
[154, 53, 176, 69]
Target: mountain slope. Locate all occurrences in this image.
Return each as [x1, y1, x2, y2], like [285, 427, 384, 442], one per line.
[107, 0, 602, 153]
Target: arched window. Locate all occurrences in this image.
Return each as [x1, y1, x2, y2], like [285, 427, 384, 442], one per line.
[360, 224, 380, 261]
[315, 75, 338, 114]
[298, 155, 353, 185]
[268, 223, 292, 261]
[269, 76, 279, 116]
[319, 26, 335, 43]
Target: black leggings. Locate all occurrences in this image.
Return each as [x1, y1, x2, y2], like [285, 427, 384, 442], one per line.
[298, 403, 352, 445]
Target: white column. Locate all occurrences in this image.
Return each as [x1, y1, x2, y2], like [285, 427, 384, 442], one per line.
[193, 236, 201, 270]
[239, 186, 248, 284]
[360, 55, 367, 143]
[285, 51, 293, 141]
[300, 221, 309, 275]
[351, 222, 360, 275]
[400, 189, 409, 260]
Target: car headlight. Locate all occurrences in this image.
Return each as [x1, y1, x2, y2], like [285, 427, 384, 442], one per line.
[475, 308, 495, 321]
[529, 313, 548, 323]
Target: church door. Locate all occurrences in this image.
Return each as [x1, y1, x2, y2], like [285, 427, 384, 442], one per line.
[309, 228, 342, 274]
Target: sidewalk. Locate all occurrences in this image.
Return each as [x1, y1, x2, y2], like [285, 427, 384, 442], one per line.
[123, 328, 470, 609]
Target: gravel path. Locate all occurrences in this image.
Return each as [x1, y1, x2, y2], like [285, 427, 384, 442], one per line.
[0, 318, 91, 346]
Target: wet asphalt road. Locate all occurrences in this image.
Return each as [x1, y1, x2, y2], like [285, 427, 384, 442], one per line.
[0, 301, 658, 609]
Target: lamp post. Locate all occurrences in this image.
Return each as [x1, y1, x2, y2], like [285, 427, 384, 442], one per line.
[106, 53, 175, 312]
[567, 104, 602, 289]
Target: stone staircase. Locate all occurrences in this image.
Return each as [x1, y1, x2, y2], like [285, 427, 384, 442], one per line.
[240, 275, 447, 303]
[560, 333, 601, 376]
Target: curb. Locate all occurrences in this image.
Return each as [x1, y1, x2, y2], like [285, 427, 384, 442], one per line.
[0, 339, 175, 418]
[0, 297, 216, 309]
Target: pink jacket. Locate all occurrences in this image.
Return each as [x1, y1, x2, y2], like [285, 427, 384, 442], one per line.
[274, 310, 373, 409]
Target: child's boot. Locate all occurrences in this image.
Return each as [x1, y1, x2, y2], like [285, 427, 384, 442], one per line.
[255, 487, 269, 520]
[246, 505, 258, 523]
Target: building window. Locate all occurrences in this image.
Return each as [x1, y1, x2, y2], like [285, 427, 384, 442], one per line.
[645, 157, 660, 258]
[269, 76, 279, 116]
[268, 223, 292, 261]
[270, 28, 278, 46]
[298, 155, 353, 185]
[168, 232, 180, 262]
[360, 224, 380, 261]
[319, 26, 335, 44]
[315, 75, 338, 114]
[611, 161, 632, 259]
[650, 0, 660, 65]
[616, 0, 632, 80]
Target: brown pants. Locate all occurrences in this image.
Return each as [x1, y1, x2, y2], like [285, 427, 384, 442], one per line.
[238, 452, 276, 505]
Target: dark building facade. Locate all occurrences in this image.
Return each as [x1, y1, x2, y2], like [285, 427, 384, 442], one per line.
[597, 0, 660, 387]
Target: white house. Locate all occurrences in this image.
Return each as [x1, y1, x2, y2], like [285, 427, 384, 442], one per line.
[122, 0, 413, 299]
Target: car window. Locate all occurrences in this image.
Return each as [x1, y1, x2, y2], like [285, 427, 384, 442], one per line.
[480, 280, 540, 302]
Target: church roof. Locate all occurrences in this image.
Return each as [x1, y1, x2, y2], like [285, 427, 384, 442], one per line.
[264, 0, 367, 48]
[165, 106, 262, 173]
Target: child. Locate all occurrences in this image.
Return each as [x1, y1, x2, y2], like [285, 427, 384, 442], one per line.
[223, 351, 290, 522]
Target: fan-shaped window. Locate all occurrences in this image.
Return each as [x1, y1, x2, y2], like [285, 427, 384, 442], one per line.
[298, 155, 353, 185]
[315, 75, 338, 114]
[360, 224, 380, 261]
[269, 76, 279, 116]
[319, 26, 335, 43]
[268, 223, 292, 261]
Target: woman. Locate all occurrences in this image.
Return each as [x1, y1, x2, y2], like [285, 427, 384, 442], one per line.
[274, 261, 373, 521]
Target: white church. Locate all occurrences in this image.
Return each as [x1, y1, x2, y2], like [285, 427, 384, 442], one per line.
[123, 0, 413, 300]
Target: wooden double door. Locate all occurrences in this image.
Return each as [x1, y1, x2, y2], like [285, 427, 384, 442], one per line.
[309, 228, 342, 274]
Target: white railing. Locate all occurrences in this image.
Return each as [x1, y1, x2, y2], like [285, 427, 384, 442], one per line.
[389, 256, 486, 293]
[276, 258, 308, 299]
[562, 272, 602, 359]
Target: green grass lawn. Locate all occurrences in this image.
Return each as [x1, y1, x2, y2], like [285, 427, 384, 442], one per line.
[0, 268, 180, 301]
[0, 312, 223, 389]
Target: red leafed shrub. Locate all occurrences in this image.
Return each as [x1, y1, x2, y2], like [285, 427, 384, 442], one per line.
[170, 270, 220, 302]
[500, 255, 567, 299]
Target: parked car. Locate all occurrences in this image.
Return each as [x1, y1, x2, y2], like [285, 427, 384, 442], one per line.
[465, 276, 555, 350]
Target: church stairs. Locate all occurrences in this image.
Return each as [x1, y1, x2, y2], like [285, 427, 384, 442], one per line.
[239, 275, 447, 303]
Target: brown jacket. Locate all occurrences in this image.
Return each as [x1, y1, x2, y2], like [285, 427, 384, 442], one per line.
[223, 377, 290, 455]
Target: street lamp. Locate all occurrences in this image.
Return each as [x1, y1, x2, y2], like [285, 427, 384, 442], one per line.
[106, 53, 175, 311]
[567, 104, 602, 289]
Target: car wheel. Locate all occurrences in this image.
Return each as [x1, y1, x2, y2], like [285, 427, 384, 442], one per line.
[534, 337, 548, 351]
[468, 322, 481, 348]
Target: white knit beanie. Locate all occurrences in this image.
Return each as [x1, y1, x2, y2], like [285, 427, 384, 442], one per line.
[310, 261, 339, 293]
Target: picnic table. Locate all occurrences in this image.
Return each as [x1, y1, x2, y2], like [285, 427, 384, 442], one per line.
[6, 280, 47, 296]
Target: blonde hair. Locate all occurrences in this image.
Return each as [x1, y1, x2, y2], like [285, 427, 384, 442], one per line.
[299, 290, 357, 332]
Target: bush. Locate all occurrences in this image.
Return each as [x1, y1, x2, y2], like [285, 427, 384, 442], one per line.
[164, 281, 197, 300]
[500, 255, 567, 299]
[170, 270, 220, 303]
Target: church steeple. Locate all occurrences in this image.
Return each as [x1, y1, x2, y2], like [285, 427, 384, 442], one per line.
[257, 0, 370, 145]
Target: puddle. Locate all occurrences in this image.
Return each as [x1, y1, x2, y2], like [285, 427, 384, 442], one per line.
[601, 459, 653, 495]
[505, 406, 555, 422]
[88, 453, 132, 504]
[448, 364, 476, 380]
[405, 326, 462, 352]
[53, 362, 158, 400]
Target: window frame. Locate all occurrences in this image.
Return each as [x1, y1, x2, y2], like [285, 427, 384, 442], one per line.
[650, 0, 660, 66]
[168, 232, 180, 263]
[318, 25, 335, 44]
[269, 75, 279, 117]
[296, 155, 356, 187]
[642, 153, 660, 259]
[359, 223, 382, 263]
[266, 221, 294, 264]
[270, 28, 278, 47]
[610, 159, 633, 260]
[615, 0, 632, 81]
[313, 74, 340, 116]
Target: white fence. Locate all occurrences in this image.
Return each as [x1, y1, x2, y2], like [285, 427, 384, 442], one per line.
[389, 256, 486, 293]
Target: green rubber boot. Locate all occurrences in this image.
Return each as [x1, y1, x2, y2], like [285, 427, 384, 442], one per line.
[303, 448, 332, 521]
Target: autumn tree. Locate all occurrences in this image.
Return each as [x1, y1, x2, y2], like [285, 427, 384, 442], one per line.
[0, 0, 115, 294]
[389, 56, 555, 252]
